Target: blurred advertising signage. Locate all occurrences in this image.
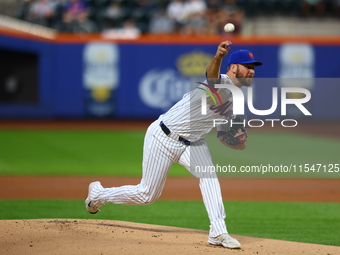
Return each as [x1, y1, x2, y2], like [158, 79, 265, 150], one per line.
[278, 43, 315, 118]
[138, 51, 213, 111]
[83, 42, 119, 117]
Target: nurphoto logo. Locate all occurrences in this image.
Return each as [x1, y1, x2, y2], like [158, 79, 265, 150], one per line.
[200, 83, 312, 127]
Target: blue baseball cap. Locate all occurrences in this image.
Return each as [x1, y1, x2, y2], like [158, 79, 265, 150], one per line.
[227, 50, 262, 67]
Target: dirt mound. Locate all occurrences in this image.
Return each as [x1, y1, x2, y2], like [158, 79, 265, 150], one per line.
[1, 219, 339, 255]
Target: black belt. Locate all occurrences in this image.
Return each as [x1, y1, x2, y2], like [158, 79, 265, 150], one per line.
[160, 121, 190, 145]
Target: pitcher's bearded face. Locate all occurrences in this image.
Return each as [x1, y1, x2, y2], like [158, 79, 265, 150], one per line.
[235, 64, 255, 87]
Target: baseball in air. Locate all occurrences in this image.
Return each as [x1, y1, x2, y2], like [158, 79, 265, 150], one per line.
[224, 23, 235, 33]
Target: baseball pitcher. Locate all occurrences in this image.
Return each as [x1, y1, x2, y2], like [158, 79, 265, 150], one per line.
[85, 41, 262, 249]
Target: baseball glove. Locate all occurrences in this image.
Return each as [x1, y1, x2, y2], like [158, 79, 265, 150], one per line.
[224, 115, 248, 146]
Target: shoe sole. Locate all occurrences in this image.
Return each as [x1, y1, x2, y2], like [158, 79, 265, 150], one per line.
[209, 242, 241, 249]
[85, 199, 99, 214]
[85, 181, 101, 214]
[222, 243, 241, 249]
[208, 238, 241, 249]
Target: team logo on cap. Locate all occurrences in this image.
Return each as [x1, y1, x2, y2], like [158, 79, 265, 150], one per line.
[248, 52, 254, 59]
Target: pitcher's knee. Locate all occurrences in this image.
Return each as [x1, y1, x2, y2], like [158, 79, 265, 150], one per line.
[135, 183, 163, 204]
[139, 194, 159, 204]
[137, 191, 161, 205]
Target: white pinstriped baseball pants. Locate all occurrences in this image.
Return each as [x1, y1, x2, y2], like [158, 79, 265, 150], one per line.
[92, 119, 228, 237]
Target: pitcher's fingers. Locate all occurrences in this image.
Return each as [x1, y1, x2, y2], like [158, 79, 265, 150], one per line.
[221, 41, 232, 47]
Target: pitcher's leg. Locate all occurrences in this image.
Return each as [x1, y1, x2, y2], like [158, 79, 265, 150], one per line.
[88, 121, 174, 207]
[199, 177, 227, 236]
[178, 139, 228, 237]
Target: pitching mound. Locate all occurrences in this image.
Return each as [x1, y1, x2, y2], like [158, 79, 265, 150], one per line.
[1, 219, 339, 255]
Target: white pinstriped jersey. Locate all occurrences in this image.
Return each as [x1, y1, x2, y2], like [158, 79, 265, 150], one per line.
[160, 74, 234, 142]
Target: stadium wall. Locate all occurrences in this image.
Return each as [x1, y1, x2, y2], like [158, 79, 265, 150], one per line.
[0, 30, 339, 120]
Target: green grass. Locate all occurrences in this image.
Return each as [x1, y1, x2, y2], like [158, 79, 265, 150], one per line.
[1, 130, 338, 248]
[0, 199, 339, 246]
[0, 130, 339, 177]
[0, 130, 185, 176]
[205, 131, 340, 178]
